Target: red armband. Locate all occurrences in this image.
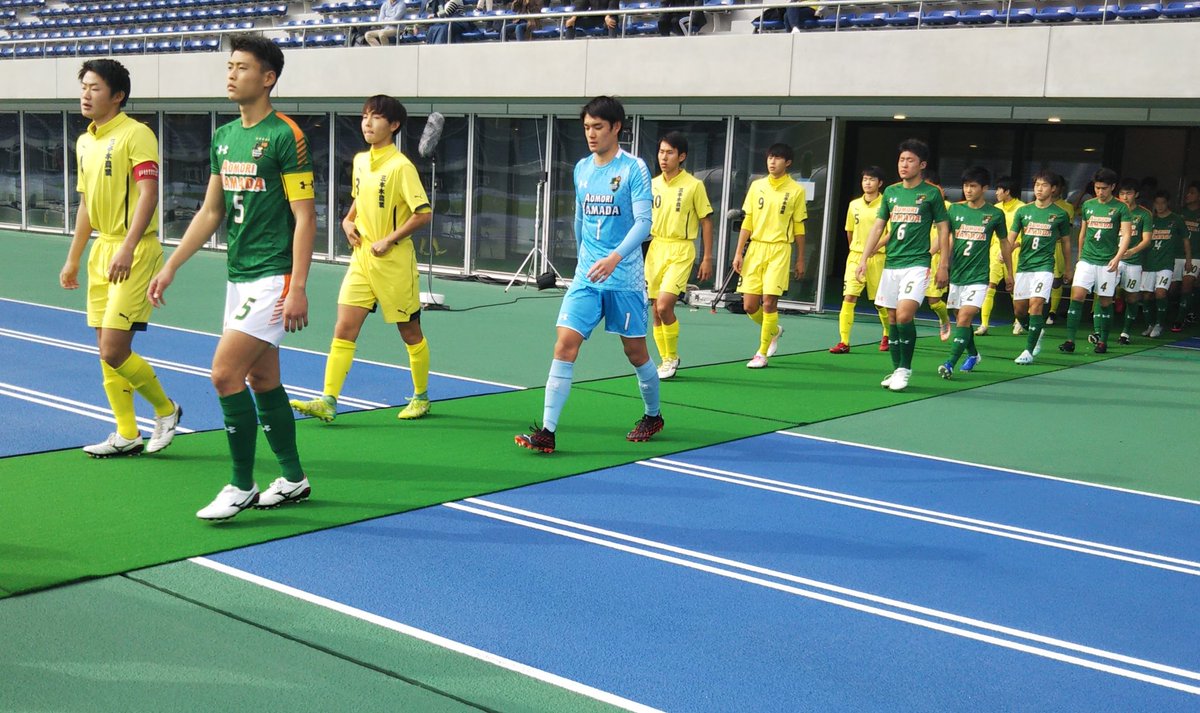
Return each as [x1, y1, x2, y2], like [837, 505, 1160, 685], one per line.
[133, 161, 159, 181]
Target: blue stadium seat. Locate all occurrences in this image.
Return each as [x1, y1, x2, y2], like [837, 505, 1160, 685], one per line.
[1117, 1, 1162, 18]
[1162, 0, 1200, 16]
[815, 10, 854, 28]
[1002, 6, 1036, 22]
[848, 10, 887, 26]
[751, 16, 784, 31]
[922, 8, 958, 24]
[1033, 5, 1075, 21]
[883, 10, 918, 26]
[1074, 4, 1115, 20]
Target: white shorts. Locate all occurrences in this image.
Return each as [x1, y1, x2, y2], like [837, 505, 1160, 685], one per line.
[1172, 258, 1198, 282]
[1013, 271, 1054, 302]
[1117, 262, 1143, 294]
[224, 274, 289, 347]
[1142, 269, 1172, 293]
[947, 283, 987, 310]
[1072, 261, 1118, 298]
[875, 265, 929, 310]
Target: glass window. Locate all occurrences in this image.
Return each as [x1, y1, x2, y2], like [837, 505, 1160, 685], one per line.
[472, 116, 546, 274]
[401, 115, 468, 271]
[291, 113, 330, 257]
[0, 112, 21, 226]
[731, 119, 832, 305]
[333, 113, 362, 261]
[1021, 127, 1108, 206]
[24, 112, 66, 230]
[163, 113, 211, 242]
[637, 118, 728, 289]
[67, 112, 157, 232]
[935, 126, 1016, 203]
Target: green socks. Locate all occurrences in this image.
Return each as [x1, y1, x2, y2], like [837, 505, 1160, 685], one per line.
[1096, 303, 1113, 343]
[1065, 299, 1084, 341]
[889, 323, 900, 370]
[255, 385, 305, 483]
[219, 390, 257, 491]
[896, 322, 917, 369]
[1025, 314, 1045, 352]
[947, 326, 970, 367]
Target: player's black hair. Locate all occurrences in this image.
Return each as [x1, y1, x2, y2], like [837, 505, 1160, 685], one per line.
[659, 131, 688, 156]
[1154, 189, 1171, 202]
[897, 138, 930, 164]
[579, 95, 625, 129]
[230, 34, 285, 89]
[78, 59, 130, 108]
[861, 165, 884, 181]
[1051, 173, 1067, 191]
[960, 166, 990, 187]
[766, 143, 793, 162]
[1031, 170, 1056, 186]
[995, 175, 1017, 192]
[1093, 167, 1119, 186]
[1118, 177, 1140, 194]
[1186, 180, 1200, 193]
[362, 95, 407, 138]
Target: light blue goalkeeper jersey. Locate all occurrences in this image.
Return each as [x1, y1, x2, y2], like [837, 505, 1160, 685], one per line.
[573, 149, 653, 292]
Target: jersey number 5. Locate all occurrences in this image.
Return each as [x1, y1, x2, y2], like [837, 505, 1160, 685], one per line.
[233, 193, 246, 224]
[234, 296, 257, 320]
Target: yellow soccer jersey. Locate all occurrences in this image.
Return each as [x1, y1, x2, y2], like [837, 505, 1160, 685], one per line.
[351, 145, 430, 243]
[651, 169, 713, 242]
[844, 194, 883, 254]
[76, 112, 159, 240]
[741, 174, 806, 244]
[1055, 198, 1076, 223]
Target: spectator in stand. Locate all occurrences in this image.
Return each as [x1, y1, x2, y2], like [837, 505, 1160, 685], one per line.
[658, 0, 707, 35]
[364, 0, 407, 45]
[565, 0, 619, 38]
[505, 0, 543, 40]
[784, 0, 821, 32]
[425, 0, 477, 43]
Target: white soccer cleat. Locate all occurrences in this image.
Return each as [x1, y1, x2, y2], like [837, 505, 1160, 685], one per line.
[1149, 324, 1163, 338]
[974, 326, 989, 336]
[1141, 323, 1154, 337]
[83, 432, 144, 458]
[1032, 330, 1045, 357]
[197, 484, 259, 521]
[1012, 321, 1026, 335]
[887, 368, 911, 392]
[256, 476, 312, 509]
[746, 353, 768, 369]
[1015, 350, 1034, 365]
[881, 370, 897, 388]
[766, 325, 784, 357]
[146, 401, 183, 454]
[657, 357, 680, 380]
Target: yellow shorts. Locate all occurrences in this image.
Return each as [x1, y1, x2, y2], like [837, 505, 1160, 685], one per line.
[737, 241, 792, 297]
[925, 252, 945, 298]
[87, 235, 162, 331]
[1053, 242, 1065, 278]
[843, 250, 885, 300]
[337, 239, 420, 323]
[645, 238, 696, 297]
[987, 239, 1020, 284]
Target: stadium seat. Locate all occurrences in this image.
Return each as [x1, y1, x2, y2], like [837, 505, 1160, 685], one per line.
[921, 8, 959, 24]
[1162, 0, 1200, 17]
[848, 10, 888, 26]
[815, 10, 855, 28]
[751, 15, 785, 31]
[1075, 3, 1116, 20]
[1033, 5, 1076, 21]
[882, 10, 918, 26]
[1001, 6, 1036, 22]
[1116, 1, 1162, 19]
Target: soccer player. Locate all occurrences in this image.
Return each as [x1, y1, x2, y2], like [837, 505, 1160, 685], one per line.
[1048, 173, 1077, 323]
[977, 175, 1023, 336]
[938, 167, 1005, 379]
[731, 143, 807, 368]
[1112, 178, 1152, 344]
[290, 96, 434, 421]
[1171, 181, 1200, 331]
[147, 35, 316, 520]
[514, 96, 661, 454]
[858, 138, 950, 392]
[645, 131, 713, 379]
[1143, 190, 1190, 338]
[1059, 167, 1132, 354]
[920, 168, 952, 342]
[1008, 171, 1072, 365]
[830, 165, 890, 354]
[59, 59, 181, 458]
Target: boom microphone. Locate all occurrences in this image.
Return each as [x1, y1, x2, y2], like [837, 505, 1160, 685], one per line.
[419, 112, 445, 159]
[726, 208, 745, 222]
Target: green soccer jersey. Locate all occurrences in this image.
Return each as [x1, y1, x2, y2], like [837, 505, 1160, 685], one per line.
[1178, 206, 1200, 259]
[877, 181, 948, 269]
[947, 202, 1006, 285]
[210, 111, 315, 282]
[1145, 213, 1187, 272]
[1079, 197, 1133, 266]
[1012, 202, 1071, 273]
[1120, 205, 1153, 267]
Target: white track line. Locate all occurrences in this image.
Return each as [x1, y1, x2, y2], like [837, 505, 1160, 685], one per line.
[189, 556, 663, 713]
[452, 499, 1200, 695]
[0, 297, 523, 390]
[0, 381, 194, 434]
[777, 431, 1200, 506]
[641, 459, 1200, 576]
[0, 327, 385, 410]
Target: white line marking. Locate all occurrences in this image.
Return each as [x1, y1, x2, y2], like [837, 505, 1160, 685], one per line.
[642, 458, 1200, 576]
[0, 297, 523, 390]
[0, 381, 194, 434]
[777, 431, 1200, 506]
[453, 499, 1200, 694]
[188, 556, 663, 713]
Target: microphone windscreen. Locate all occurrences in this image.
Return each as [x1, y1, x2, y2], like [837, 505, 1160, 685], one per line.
[418, 112, 446, 159]
[726, 208, 745, 222]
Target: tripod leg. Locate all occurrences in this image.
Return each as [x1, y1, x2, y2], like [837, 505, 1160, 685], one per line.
[711, 264, 738, 313]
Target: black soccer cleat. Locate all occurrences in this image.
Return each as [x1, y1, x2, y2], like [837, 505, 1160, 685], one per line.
[515, 425, 555, 454]
[1118, 334, 1131, 345]
[1087, 332, 1101, 345]
[1058, 340, 1076, 353]
[626, 413, 665, 442]
[1094, 341, 1108, 354]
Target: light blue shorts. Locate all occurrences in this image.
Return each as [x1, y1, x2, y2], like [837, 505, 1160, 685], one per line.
[556, 283, 649, 339]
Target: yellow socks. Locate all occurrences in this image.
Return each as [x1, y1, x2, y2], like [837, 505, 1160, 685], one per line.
[980, 287, 996, 329]
[652, 325, 667, 360]
[838, 301, 854, 344]
[324, 337, 357, 399]
[876, 306, 889, 334]
[1050, 286, 1062, 314]
[406, 337, 430, 398]
[747, 306, 764, 326]
[661, 320, 679, 360]
[759, 311, 779, 356]
[930, 299, 950, 326]
[113, 352, 173, 417]
[100, 361, 139, 439]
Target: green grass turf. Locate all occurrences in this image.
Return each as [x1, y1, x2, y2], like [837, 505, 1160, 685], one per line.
[0, 387, 790, 598]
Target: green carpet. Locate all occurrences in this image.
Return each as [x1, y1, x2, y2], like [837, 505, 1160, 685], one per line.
[0, 387, 789, 598]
